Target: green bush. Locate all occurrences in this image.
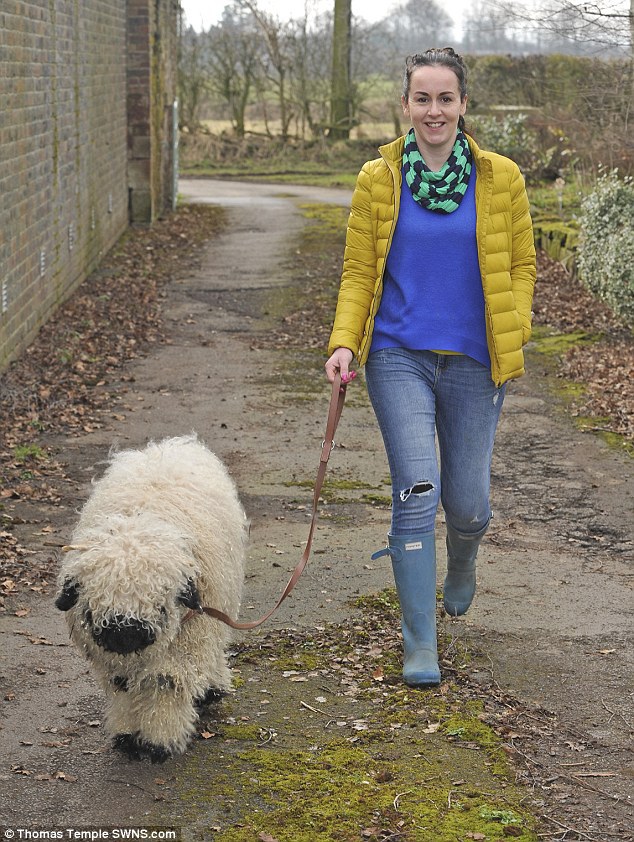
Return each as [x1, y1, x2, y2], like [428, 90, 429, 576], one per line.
[469, 113, 567, 181]
[576, 171, 634, 325]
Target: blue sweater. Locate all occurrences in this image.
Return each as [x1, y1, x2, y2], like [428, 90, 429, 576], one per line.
[370, 168, 490, 368]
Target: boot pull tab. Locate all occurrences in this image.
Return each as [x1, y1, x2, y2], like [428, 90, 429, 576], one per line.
[371, 546, 404, 562]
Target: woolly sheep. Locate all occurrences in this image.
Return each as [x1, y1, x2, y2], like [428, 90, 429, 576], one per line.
[55, 434, 248, 762]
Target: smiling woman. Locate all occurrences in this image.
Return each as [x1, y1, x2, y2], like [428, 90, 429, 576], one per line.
[325, 45, 536, 691]
[402, 63, 467, 171]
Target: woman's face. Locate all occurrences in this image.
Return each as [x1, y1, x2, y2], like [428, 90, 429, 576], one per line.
[402, 65, 467, 164]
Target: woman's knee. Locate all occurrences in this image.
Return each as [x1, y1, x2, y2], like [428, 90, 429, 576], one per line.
[391, 479, 440, 534]
[442, 502, 491, 536]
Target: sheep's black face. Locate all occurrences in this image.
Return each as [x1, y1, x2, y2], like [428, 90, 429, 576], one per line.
[91, 613, 156, 654]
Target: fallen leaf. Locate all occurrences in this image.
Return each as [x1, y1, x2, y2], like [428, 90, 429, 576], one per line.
[53, 771, 78, 782]
[422, 722, 441, 734]
[200, 731, 216, 740]
[258, 833, 279, 842]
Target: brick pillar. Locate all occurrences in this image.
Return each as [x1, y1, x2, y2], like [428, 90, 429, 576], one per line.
[126, 0, 179, 223]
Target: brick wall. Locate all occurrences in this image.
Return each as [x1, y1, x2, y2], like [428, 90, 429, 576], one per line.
[0, 0, 179, 372]
[127, 0, 180, 223]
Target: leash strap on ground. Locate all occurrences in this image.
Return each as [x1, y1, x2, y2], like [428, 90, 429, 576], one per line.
[182, 372, 347, 631]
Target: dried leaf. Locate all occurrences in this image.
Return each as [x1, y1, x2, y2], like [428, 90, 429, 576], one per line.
[53, 771, 78, 782]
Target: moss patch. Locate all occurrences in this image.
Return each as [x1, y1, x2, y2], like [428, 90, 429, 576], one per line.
[283, 478, 379, 504]
[531, 328, 600, 357]
[165, 592, 540, 840]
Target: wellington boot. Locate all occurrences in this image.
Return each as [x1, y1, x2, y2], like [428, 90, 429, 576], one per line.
[372, 532, 440, 687]
[442, 521, 488, 616]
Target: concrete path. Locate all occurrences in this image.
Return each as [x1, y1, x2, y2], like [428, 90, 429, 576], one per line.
[0, 177, 631, 836]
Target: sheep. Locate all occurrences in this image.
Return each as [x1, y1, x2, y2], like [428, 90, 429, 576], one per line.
[55, 434, 248, 762]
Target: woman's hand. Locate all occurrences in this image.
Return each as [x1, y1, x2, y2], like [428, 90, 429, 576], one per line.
[325, 347, 355, 384]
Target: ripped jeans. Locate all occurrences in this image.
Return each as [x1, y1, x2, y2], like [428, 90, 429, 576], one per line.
[365, 348, 506, 536]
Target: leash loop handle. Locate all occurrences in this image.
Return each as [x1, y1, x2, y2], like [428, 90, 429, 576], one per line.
[183, 372, 347, 631]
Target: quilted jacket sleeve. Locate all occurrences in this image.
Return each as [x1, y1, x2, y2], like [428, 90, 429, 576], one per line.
[509, 165, 536, 345]
[327, 163, 379, 357]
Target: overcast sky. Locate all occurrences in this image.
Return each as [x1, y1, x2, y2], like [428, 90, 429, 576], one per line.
[180, 0, 472, 38]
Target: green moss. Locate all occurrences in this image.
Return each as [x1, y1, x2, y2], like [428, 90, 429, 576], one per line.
[13, 444, 47, 462]
[528, 333, 633, 456]
[573, 417, 634, 456]
[531, 328, 600, 357]
[221, 723, 264, 742]
[361, 493, 392, 506]
[167, 591, 539, 840]
[282, 478, 378, 505]
[479, 804, 524, 825]
[353, 588, 401, 615]
[179, 736, 536, 841]
[298, 202, 349, 234]
[237, 633, 328, 673]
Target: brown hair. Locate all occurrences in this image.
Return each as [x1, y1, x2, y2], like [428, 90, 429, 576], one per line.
[403, 48, 468, 132]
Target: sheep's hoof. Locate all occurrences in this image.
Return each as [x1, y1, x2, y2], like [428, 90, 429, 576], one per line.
[113, 732, 172, 764]
[195, 687, 226, 708]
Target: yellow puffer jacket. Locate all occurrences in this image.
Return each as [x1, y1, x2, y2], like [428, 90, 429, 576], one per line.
[327, 134, 536, 386]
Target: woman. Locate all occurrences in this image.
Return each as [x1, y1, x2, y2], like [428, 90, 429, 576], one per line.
[325, 47, 536, 688]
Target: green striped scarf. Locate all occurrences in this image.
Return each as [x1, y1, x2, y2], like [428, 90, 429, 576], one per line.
[402, 129, 472, 214]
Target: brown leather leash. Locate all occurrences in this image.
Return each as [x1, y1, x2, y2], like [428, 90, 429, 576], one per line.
[182, 372, 348, 630]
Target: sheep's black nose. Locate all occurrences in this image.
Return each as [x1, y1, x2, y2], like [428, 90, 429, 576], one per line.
[95, 616, 156, 654]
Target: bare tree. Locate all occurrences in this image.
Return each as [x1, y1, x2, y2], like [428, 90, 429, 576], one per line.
[287, 12, 333, 138]
[462, 0, 519, 53]
[204, 6, 262, 137]
[496, 0, 631, 55]
[386, 0, 454, 55]
[239, 0, 297, 139]
[178, 21, 209, 131]
[330, 0, 352, 139]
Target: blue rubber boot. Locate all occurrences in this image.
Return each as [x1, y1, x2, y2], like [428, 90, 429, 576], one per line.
[372, 532, 440, 687]
[442, 521, 488, 616]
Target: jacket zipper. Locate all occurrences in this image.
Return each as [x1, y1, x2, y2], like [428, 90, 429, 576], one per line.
[358, 144, 402, 363]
